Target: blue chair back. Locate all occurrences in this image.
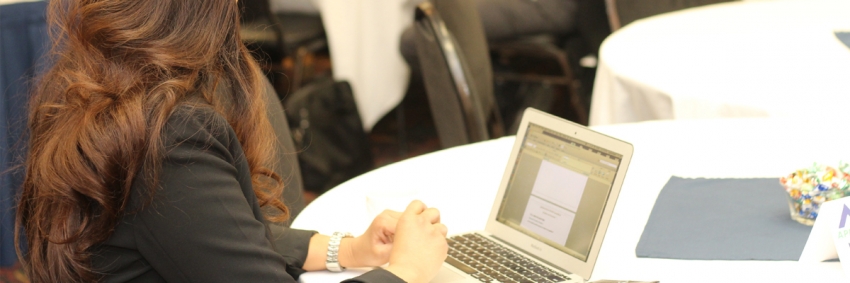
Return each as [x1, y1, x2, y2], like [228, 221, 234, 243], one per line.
[0, 0, 49, 267]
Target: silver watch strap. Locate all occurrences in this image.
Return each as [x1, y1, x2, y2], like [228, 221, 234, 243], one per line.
[326, 232, 353, 272]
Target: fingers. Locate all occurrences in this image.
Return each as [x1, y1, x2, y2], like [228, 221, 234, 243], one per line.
[385, 201, 450, 283]
[380, 209, 402, 220]
[435, 223, 448, 237]
[375, 212, 399, 230]
[402, 201, 439, 222]
[421, 207, 441, 224]
[403, 200, 427, 215]
[400, 201, 441, 227]
[403, 203, 445, 237]
[374, 210, 401, 242]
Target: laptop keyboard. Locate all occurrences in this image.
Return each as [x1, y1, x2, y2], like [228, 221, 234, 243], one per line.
[446, 233, 571, 283]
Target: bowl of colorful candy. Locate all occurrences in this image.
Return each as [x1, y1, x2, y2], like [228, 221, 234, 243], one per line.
[780, 162, 850, 225]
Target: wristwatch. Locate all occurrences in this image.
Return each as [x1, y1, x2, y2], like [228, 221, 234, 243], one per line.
[326, 232, 353, 272]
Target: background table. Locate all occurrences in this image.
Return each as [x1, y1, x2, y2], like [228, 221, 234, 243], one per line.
[589, 0, 850, 126]
[0, 0, 39, 5]
[292, 118, 847, 282]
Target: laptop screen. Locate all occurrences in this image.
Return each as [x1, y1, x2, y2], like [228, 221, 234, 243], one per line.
[495, 123, 623, 262]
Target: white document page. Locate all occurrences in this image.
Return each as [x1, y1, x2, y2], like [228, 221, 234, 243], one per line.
[520, 160, 589, 244]
[531, 160, 588, 211]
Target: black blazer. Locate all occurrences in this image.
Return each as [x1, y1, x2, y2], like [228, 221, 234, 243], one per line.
[91, 104, 402, 283]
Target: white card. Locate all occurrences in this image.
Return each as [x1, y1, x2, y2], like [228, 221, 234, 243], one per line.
[799, 196, 850, 276]
[832, 200, 850, 274]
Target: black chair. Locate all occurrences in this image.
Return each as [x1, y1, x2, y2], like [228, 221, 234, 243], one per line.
[261, 76, 306, 222]
[489, 35, 589, 127]
[605, 0, 736, 31]
[239, 0, 326, 93]
[413, 0, 504, 149]
[240, 0, 285, 64]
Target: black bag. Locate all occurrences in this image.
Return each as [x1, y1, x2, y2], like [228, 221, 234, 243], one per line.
[284, 78, 373, 194]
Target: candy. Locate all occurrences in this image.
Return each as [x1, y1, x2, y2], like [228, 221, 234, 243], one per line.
[789, 189, 802, 199]
[782, 162, 850, 225]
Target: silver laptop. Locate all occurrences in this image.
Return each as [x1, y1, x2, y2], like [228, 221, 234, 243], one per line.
[433, 108, 634, 283]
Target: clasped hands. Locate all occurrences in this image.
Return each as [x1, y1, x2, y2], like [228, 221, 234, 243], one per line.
[341, 200, 448, 283]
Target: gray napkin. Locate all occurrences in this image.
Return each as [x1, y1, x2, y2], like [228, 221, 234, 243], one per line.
[635, 177, 813, 261]
[836, 31, 850, 50]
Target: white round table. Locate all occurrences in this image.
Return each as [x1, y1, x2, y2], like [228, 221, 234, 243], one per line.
[292, 118, 848, 282]
[589, 0, 850, 126]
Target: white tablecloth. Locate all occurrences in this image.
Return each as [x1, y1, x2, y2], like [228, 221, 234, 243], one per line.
[589, 0, 850, 126]
[277, 0, 420, 131]
[292, 118, 848, 282]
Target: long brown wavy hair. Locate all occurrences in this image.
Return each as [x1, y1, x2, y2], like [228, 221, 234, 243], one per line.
[15, 1, 289, 282]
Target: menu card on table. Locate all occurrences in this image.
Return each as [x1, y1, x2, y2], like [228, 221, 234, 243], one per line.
[799, 197, 850, 276]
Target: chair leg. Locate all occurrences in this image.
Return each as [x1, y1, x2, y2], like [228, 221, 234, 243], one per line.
[549, 48, 589, 125]
[273, 66, 288, 100]
[292, 46, 309, 92]
[494, 43, 590, 125]
[568, 80, 588, 125]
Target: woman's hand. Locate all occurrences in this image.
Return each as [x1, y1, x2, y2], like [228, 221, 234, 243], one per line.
[384, 200, 448, 283]
[340, 209, 402, 267]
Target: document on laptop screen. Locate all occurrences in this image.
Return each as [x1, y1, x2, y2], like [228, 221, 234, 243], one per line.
[496, 123, 622, 262]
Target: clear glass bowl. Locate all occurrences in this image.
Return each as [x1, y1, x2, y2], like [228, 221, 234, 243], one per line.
[784, 186, 845, 226]
[781, 163, 850, 226]
[785, 194, 816, 226]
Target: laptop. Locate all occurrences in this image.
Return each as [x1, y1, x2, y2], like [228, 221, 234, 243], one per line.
[432, 108, 633, 283]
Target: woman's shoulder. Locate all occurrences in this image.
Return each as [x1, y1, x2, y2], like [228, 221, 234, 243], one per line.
[162, 103, 237, 149]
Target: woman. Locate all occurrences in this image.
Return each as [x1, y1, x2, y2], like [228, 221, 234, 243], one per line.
[15, 1, 447, 282]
